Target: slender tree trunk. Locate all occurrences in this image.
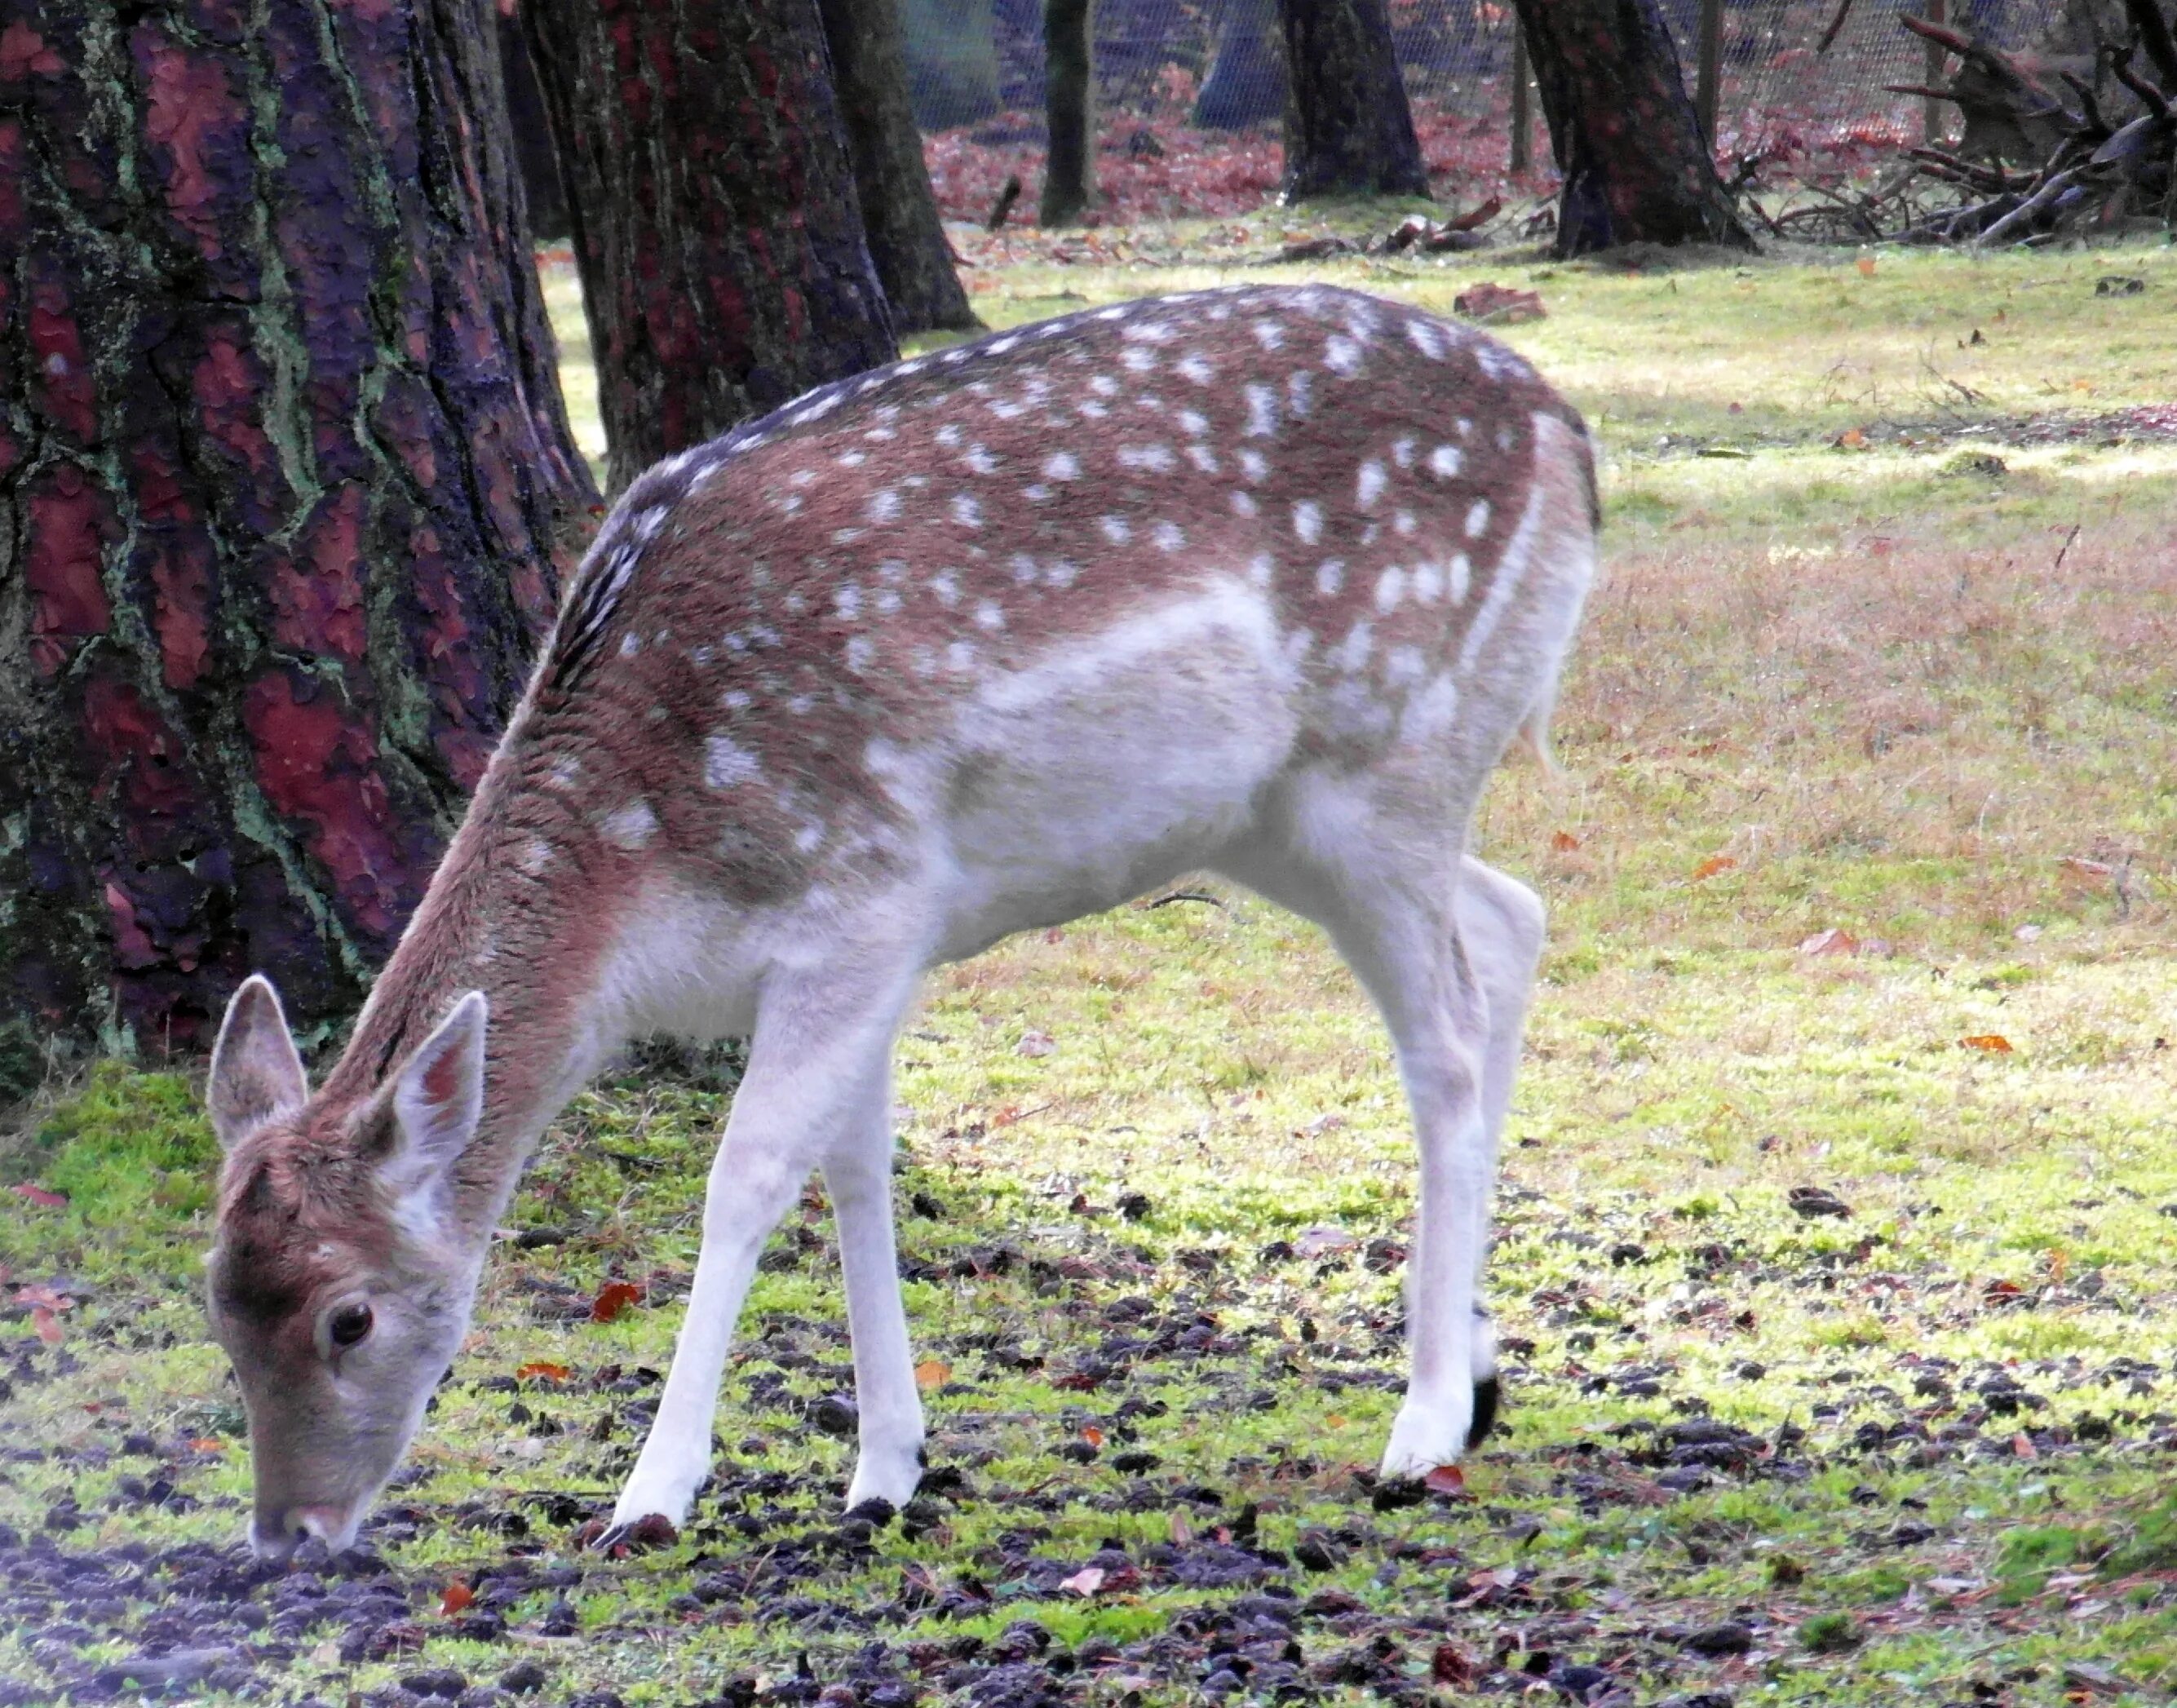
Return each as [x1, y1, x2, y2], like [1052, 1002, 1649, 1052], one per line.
[1195, 0, 1288, 130]
[817, 0, 980, 331]
[1042, 0, 1095, 225]
[0, 0, 595, 1061]
[1512, 0, 1757, 255]
[1279, 0, 1430, 200]
[524, 0, 898, 494]
[500, 7, 570, 243]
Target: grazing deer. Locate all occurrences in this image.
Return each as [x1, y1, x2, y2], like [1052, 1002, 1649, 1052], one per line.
[203, 284, 1596, 1560]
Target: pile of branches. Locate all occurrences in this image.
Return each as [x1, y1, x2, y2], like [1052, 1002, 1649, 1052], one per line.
[1891, 0, 2176, 244]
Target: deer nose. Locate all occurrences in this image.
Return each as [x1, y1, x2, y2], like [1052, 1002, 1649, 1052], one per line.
[251, 1502, 349, 1561]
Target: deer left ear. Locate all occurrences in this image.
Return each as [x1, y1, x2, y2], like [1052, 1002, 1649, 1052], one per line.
[208, 976, 309, 1150]
[382, 992, 489, 1214]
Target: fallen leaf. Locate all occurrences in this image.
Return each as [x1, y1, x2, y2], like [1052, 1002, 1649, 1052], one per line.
[188, 1437, 224, 1454]
[1081, 1425, 1104, 1447]
[1856, 252, 1877, 277]
[1835, 427, 1868, 449]
[9, 1184, 67, 1208]
[440, 1582, 476, 1616]
[1431, 1643, 1478, 1688]
[1550, 830, 1582, 852]
[591, 1281, 643, 1323]
[914, 1359, 952, 1390]
[2011, 1431, 2038, 1458]
[515, 1361, 570, 1383]
[1960, 1033, 2014, 1053]
[1060, 1565, 1106, 1596]
[1015, 1031, 1055, 1058]
[1452, 281, 1546, 324]
[1423, 1464, 1467, 1496]
[1799, 927, 1860, 956]
[32, 1306, 62, 1346]
[1692, 854, 1737, 880]
[1295, 1224, 1358, 1259]
[1168, 1509, 1193, 1545]
[2058, 856, 2113, 878]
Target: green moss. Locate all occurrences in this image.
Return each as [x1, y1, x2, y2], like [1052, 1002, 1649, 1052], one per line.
[8, 1063, 217, 1221]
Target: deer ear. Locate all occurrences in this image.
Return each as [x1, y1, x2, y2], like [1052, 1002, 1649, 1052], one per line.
[382, 992, 489, 1211]
[208, 976, 308, 1150]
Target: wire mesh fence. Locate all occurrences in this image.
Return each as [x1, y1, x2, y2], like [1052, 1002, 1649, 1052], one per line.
[907, 0, 2093, 224]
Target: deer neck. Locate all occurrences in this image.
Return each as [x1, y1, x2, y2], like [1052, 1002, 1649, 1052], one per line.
[317, 725, 644, 1242]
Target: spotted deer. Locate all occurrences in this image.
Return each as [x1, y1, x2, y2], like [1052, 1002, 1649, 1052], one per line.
[203, 283, 1597, 1560]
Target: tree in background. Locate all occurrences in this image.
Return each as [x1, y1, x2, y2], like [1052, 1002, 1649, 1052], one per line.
[817, 0, 981, 330]
[1041, 0, 1095, 223]
[499, 6, 570, 243]
[1278, 0, 1430, 200]
[902, 0, 1003, 127]
[1196, 0, 1288, 130]
[524, 0, 898, 493]
[0, 0, 594, 1069]
[1512, 0, 1756, 254]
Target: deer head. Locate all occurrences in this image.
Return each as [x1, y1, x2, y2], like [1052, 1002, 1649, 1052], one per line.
[203, 975, 491, 1560]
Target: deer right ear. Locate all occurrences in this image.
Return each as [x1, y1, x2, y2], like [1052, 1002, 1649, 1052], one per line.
[207, 976, 309, 1149]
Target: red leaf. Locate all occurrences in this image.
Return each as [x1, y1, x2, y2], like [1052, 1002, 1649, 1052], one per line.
[440, 1582, 476, 1616]
[1550, 830, 1582, 852]
[591, 1281, 642, 1324]
[515, 1361, 570, 1383]
[31, 1305, 62, 1346]
[1692, 855, 1738, 881]
[9, 1184, 67, 1208]
[1960, 1034, 2015, 1053]
[1423, 1464, 1467, 1497]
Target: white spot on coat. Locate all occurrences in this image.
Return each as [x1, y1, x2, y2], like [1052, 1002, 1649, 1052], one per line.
[705, 735, 761, 788]
[1045, 451, 1082, 480]
[600, 799, 658, 851]
[1324, 334, 1361, 376]
[952, 493, 985, 529]
[1431, 445, 1464, 480]
[1293, 499, 1323, 545]
[1374, 566, 1406, 612]
[1099, 515, 1131, 545]
[1244, 383, 1278, 437]
[1315, 560, 1345, 597]
[1356, 460, 1387, 507]
[867, 489, 900, 524]
[1465, 499, 1491, 538]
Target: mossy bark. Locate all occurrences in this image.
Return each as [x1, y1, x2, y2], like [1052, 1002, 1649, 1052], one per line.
[0, 0, 595, 1057]
[1512, 0, 1758, 255]
[523, 0, 898, 494]
[1278, 0, 1428, 200]
[816, 0, 980, 332]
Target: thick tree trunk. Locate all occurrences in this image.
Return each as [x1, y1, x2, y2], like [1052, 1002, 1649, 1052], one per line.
[1278, 0, 1430, 200]
[1195, 0, 1288, 130]
[524, 0, 898, 494]
[817, 0, 980, 331]
[500, 8, 570, 242]
[1512, 0, 1757, 256]
[0, 0, 595, 1060]
[1042, 0, 1095, 225]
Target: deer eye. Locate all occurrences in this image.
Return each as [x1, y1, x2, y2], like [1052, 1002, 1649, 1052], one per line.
[328, 1303, 374, 1349]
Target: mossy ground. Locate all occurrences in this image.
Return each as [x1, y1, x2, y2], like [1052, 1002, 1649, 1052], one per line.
[4, 226, 2175, 1708]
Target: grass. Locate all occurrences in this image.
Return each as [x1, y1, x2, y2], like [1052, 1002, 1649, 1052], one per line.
[3, 226, 2175, 1708]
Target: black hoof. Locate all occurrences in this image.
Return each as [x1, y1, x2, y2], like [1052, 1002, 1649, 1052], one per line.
[1467, 1374, 1501, 1449]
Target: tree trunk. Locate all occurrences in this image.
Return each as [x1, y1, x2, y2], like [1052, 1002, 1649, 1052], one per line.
[0, 0, 595, 1062]
[817, 0, 980, 331]
[901, 0, 1003, 128]
[1279, 0, 1430, 200]
[524, 0, 899, 494]
[1512, 0, 1757, 255]
[500, 7, 571, 242]
[1195, 0, 1288, 130]
[1042, 0, 1095, 225]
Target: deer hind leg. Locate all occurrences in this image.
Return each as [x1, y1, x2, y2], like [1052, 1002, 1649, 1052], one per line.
[825, 1106, 927, 1512]
[1452, 856, 1546, 1448]
[608, 962, 918, 1536]
[1218, 804, 1507, 1478]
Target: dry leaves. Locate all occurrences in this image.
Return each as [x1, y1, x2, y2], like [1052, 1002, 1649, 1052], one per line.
[8, 1184, 66, 1209]
[1692, 854, 1738, 881]
[1960, 1034, 2015, 1053]
[914, 1359, 952, 1391]
[439, 1582, 475, 1617]
[590, 1281, 643, 1323]
[515, 1361, 570, 1383]
[1451, 281, 1546, 325]
[1799, 927, 1860, 956]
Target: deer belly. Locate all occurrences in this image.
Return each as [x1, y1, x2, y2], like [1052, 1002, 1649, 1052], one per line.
[928, 583, 1299, 955]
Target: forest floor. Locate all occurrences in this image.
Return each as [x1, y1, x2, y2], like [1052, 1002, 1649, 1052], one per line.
[4, 226, 2176, 1708]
